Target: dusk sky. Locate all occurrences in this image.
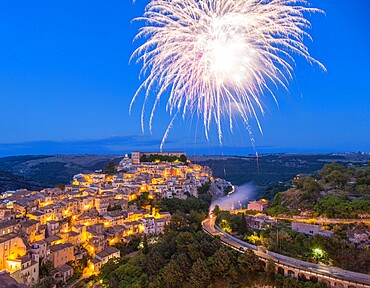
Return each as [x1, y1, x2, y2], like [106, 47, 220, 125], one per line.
[0, 0, 369, 156]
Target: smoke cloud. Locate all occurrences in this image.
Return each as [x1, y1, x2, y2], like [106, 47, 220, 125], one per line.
[209, 182, 257, 214]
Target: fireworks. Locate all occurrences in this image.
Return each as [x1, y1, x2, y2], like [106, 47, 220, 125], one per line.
[131, 0, 325, 150]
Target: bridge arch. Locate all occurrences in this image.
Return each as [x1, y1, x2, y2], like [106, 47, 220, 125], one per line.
[334, 282, 344, 288]
[259, 260, 267, 268]
[287, 270, 295, 278]
[277, 267, 284, 276]
[321, 279, 331, 287]
[298, 273, 307, 281]
[309, 276, 318, 283]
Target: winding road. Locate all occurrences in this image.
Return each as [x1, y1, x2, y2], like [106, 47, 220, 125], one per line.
[202, 217, 370, 288]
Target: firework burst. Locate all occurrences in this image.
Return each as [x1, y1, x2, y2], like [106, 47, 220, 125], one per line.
[131, 0, 325, 150]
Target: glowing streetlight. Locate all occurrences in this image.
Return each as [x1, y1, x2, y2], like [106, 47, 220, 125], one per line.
[312, 247, 324, 263]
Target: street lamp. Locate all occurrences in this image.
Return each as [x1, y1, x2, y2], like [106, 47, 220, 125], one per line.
[312, 247, 324, 263]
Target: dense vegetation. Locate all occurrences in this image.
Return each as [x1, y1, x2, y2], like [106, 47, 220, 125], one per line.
[140, 154, 187, 163]
[0, 170, 46, 192]
[192, 154, 357, 186]
[99, 192, 326, 287]
[268, 162, 370, 218]
[0, 154, 121, 187]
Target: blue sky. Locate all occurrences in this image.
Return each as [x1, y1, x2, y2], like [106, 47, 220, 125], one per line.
[0, 0, 369, 156]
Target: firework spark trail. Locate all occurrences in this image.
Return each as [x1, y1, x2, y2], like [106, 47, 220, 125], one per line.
[130, 0, 325, 150]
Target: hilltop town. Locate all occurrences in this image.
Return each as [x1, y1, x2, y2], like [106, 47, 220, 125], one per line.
[0, 152, 216, 287]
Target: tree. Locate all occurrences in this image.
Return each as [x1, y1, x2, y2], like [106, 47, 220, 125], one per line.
[140, 154, 148, 162]
[104, 161, 116, 175]
[324, 170, 350, 187]
[161, 254, 191, 288]
[210, 246, 230, 276]
[301, 178, 321, 201]
[175, 231, 195, 253]
[99, 257, 125, 286]
[170, 210, 188, 230]
[237, 248, 262, 275]
[320, 163, 346, 178]
[239, 213, 248, 235]
[197, 181, 211, 195]
[292, 176, 306, 189]
[146, 250, 166, 276]
[303, 177, 321, 193]
[55, 183, 65, 190]
[189, 258, 211, 288]
[213, 205, 221, 216]
[142, 234, 149, 254]
[39, 259, 53, 278]
[179, 154, 187, 163]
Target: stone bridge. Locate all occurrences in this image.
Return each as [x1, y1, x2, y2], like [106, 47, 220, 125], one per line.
[202, 218, 370, 288]
[260, 259, 369, 288]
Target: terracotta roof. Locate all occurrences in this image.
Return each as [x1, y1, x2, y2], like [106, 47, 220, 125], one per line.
[0, 219, 17, 229]
[57, 264, 73, 273]
[0, 233, 20, 244]
[49, 243, 74, 252]
[16, 255, 32, 264]
[20, 219, 39, 228]
[96, 246, 120, 259]
[28, 211, 45, 217]
[44, 235, 62, 244]
[90, 258, 100, 264]
[251, 200, 269, 206]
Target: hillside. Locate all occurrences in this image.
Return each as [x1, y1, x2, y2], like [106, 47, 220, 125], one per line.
[0, 170, 45, 192]
[191, 153, 370, 187]
[0, 154, 122, 187]
[268, 162, 370, 218]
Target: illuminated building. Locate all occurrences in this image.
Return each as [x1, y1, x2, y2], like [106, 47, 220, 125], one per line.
[88, 246, 120, 274]
[48, 243, 74, 269]
[0, 233, 27, 271]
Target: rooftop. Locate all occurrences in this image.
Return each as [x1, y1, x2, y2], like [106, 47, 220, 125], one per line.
[28, 211, 45, 217]
[20, 219, 39, 228]
[16, 255, 32, 264]
[44, 235, 62, 244]
[49, 242, 74, 252]
[0, 232, 20, 244]
[96, 246, 120, 259]
[0, 272, 28, 288]
[57, 264, 73, 273]
[0, 219, 17, 229]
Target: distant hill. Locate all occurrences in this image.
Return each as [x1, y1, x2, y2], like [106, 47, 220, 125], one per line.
[190, 153, 370, 187]
[0, 154, 122, 189]
[0, 170, 46, 192]
[0, 153, 368, 193]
